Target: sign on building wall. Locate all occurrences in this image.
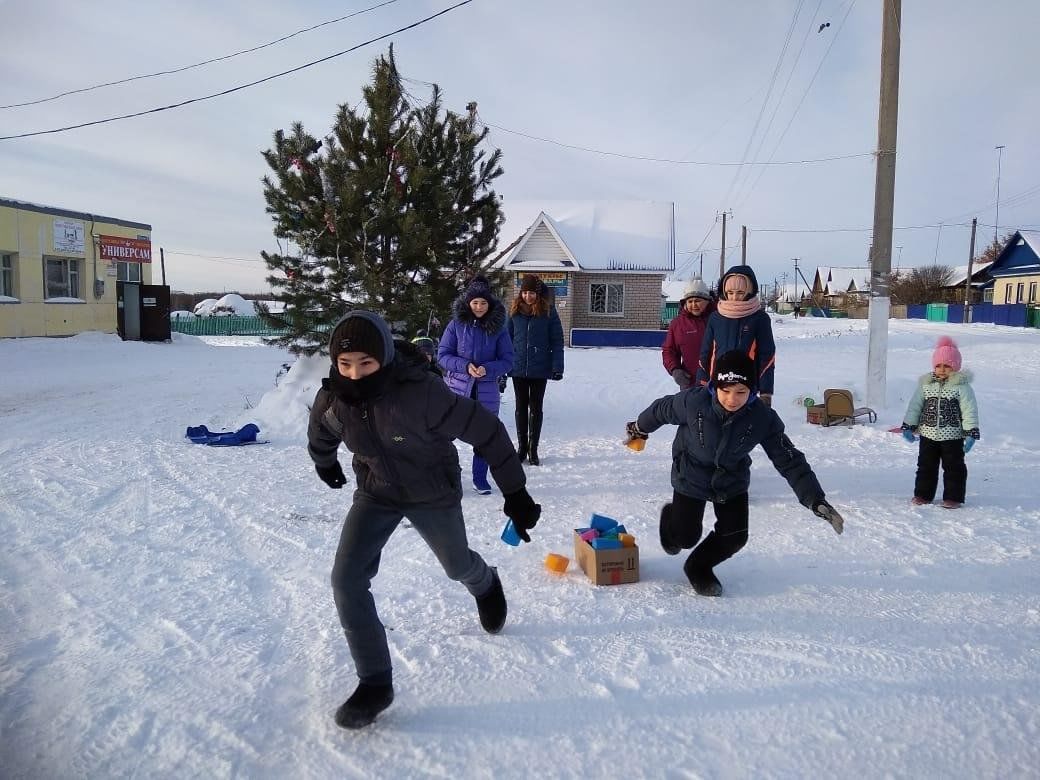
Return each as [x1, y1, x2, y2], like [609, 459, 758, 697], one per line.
[516, 270, 569, 297]
[99, 235, 152, 263]
[53, 219, 85, 254]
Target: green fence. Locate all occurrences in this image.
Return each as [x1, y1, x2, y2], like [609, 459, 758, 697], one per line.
[925, 303, 948, 322]
[171, 316, 331, 337]
[1028, 306, 1040, 328]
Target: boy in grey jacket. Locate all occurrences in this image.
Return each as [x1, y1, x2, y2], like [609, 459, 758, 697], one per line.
[308, 310, 541, 728]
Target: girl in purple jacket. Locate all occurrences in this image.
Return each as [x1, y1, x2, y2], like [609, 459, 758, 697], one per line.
[438, 276, 514, 494]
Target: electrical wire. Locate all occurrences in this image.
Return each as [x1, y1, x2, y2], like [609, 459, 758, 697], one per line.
[0, 0, 406, 110]
[0, 0, 474, 141]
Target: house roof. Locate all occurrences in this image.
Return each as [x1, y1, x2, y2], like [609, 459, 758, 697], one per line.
[816, 266, 870, 295]
[946, 259, 995, 287]
[0, 196, 151, 231]
[988, 230, 1040, 278]
[490, 200, 675, 273]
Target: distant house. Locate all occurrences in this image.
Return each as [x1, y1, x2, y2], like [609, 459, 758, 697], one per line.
[941, 258, 996, 304]
[810, 266, 870, 308]
[983, 230, 1040, 305]
[490, 201, 675, 346]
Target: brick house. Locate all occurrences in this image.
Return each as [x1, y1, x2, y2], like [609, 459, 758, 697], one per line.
[489, 201, 675, 346]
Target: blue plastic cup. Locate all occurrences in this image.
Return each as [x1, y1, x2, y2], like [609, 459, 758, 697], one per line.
[501, 518, 522, 546]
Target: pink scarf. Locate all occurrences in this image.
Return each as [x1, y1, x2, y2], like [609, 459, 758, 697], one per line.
[716, 296, 762, 319]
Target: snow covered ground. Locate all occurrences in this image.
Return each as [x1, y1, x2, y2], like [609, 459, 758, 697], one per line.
[1, 317, 1037, 778]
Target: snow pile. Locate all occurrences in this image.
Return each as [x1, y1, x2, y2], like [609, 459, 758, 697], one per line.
[193, 293, 256, 317]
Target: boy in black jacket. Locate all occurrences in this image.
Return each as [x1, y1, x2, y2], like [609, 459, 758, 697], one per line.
[625, 351, 843, 596]
[308, 310, 541, 729]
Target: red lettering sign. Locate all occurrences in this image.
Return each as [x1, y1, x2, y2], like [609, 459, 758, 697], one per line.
[99, 235, 152, 263]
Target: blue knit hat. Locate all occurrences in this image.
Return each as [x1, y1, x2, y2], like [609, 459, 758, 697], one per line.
[464, 275, 494, 303]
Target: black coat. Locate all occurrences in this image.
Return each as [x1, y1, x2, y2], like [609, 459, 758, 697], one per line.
[637, 386, 825, 507]
[308, 341, 525, 506]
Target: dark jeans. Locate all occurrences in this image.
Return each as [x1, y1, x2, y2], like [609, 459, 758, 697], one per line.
[512, 377, 548, 441]
[664, 490, 750, 569]
[914, 436, 967, 503]
[331, 494, 493, 684]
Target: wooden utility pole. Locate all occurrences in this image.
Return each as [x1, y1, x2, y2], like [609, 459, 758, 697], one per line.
[160, 247, 167, 286]
[719, 211, 728, 280]
[866, 0, 902, 408]
[963, 218, 977, 323]
[741, 225, 747, 264]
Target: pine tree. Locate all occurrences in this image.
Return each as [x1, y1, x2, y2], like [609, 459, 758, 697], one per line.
[258, 46, 504, 355]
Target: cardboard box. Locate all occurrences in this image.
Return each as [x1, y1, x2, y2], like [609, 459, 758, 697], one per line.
[806, 404, 827, 425]
[573, 530, 639, 585]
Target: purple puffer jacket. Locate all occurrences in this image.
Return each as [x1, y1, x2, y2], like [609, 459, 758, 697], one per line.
[437, 294, 513, 415]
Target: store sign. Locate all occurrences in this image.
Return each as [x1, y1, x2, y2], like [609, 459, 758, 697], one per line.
[53, 219, 85, 254]
[99, 235, 152, 263]
[517, 271, 569, 297]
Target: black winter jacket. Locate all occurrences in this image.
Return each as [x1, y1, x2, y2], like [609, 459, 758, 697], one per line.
[637, 386, 825, 506]
[308, 341, 526, 506]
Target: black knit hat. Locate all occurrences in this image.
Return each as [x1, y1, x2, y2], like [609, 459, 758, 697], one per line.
[713, 350, 756, 390]
[464, 275, 494, 303]
[329, 311, 393, 364]
[520, 274, 541, 293]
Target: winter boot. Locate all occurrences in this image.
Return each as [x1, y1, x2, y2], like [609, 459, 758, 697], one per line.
[527, 411, 542, 466]
[472, 455, 492, 495]
[335, 682, 395, 729]
[476, 568, 507, 634]
[659, 503, 681, 555]
[940, 499, 962, 509]
[684, 555, 723, 597]
[515, 410, 529, 463]
[911, 496, 930, 505]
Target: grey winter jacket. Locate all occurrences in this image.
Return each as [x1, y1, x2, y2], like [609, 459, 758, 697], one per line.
[308, 341, 526, 506]
[637, 386, 825, 506]
[903, 370, 980, 442]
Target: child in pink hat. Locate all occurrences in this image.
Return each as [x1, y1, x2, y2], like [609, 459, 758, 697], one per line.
[901, 336, 980, 508]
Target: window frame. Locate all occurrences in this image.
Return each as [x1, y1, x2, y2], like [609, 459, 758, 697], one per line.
[1029, 281, 1037, 303]
[43, 256, 81, 300]
[1016, 282, 1025, 304]
[0, 253, 13, 298]
[117, 261, 142, 283]
[1004, 283, 1013, 304]
[589, 281, 625, 317]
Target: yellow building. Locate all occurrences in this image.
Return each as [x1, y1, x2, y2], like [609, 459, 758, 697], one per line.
[0, 197, 153, 338]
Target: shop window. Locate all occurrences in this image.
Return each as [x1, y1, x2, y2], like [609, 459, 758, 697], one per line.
[0, 253, 13, 297]
[590, 282, 624, 315]
[44, 256, 81, 299]
[117, 261, 142, 283]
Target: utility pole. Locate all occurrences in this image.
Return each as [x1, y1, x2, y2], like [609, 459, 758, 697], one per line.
[160, 247, 167, 286]
[994, 144, 1006, 244]
[719, 211, 728, 280]
[866, 0, 901, 409]
[741, 225, 747, 264]
[963, 217, 977, 323]
[793, 258, 799, 303]
[699, 252, 703, 278]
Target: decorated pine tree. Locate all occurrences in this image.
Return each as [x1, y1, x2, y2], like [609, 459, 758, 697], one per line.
[258, 45, 504, 355]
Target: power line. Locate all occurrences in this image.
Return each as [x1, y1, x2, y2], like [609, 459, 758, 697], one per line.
[0, 0, 474, 141]
[164, 250, 265, 263]
[0, 0, 405, 110]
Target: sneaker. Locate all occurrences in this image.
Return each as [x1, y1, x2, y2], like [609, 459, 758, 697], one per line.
[683, 557, 723, 597]
[335, 682, 394, 729]
[910, 496, 930, 505]
[659, 504, 680, 555]
[472, 479, 493, 495]
[940, 500, 962, 509]
[476, 568, 507, 633]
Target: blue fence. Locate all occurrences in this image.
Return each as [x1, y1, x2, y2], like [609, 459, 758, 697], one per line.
[904, 302, 1037, 327]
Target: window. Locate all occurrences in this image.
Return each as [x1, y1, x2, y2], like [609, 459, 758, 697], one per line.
[983, 287, 994, 303]
[1030, 282, 1037, 303]
[0, 253, 13, 297]
[117, 261, 142, 283]
[590, 282, 624, 315]
[44, 256, 81, 299]
[1016, 283, 1025, 303]
[1004, 284, 1013, 304]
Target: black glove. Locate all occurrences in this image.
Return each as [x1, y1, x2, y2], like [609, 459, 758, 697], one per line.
[316, 462, 347, 489]
[497, 375, 508, 393]
[502, 487, 541, 543]
[551, 372, 563, 381]
[671, 368, 692, 388]
[624, 421, 649, 445]
[812, 499, 844, 535]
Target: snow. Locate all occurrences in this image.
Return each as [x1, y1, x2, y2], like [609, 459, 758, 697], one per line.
[170, 310, 196, 320]
[2, 319, 1038, 778]
[193, 293, 256, 317]
[0, 295, 20, 303]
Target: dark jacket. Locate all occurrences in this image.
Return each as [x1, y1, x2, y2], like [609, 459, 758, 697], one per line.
[696, 265, 776, 394]
[662, 302, 715, 376]
[309, 339, 525, 507]
[636, 386, 824, 507]
[508, 307, 564, 379]
[438, 294, 513, 415]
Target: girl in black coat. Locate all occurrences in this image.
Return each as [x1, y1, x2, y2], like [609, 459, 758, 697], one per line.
[625, 351, 843, 596]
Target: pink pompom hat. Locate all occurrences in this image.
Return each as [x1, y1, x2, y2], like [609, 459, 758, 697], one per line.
[932, 336, 962, 371]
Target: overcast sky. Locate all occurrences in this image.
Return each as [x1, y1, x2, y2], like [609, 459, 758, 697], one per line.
[1, 0, 1037, 293]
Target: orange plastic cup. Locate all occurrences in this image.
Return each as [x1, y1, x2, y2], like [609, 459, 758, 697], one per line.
[619, 533, 636, 548]
[625, 437, 646, 452]
[544, 553, 569, 573]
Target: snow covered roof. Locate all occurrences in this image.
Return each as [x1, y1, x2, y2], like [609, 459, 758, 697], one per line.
[1020, 230, 1040, 256]
[946, 259, 995, 287]
[816, 266, 870, 295]
[0, 195, 151, 230]
[193, 294, 257, 317]
[490, 200, 675, 273]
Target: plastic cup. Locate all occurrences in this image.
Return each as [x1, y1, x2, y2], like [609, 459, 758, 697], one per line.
[501, 518, 522, 546]
[626, 437, 646, 452]
[544, 553, 569, 573]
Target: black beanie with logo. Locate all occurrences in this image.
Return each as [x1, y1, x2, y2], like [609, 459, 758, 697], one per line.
[329, 311, 394, 365]
[713, 350, 756, 390]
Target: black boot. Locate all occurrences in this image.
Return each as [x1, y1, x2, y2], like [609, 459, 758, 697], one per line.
[683, 555, 723, 597]
[528, 412, 542, 466]
[659, 503, 680, 555]
[515, 410, 529, 463]
[335, 682, 395, 729]
[476, 568, 507, 633]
